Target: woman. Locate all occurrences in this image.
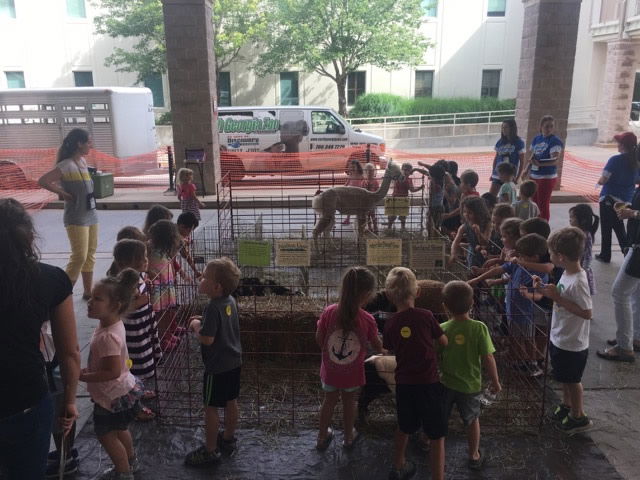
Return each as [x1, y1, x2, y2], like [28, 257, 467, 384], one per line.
[597, 177, 640, 362]
[490, 119, 525, 196]
[521, 115, 563, 221]
[595, 131, 638, 263]
[39, 128, 99, 298]
[0, 199, 80, 479]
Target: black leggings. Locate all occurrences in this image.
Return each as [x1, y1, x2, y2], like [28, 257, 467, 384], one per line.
[599, 200, 628, 260]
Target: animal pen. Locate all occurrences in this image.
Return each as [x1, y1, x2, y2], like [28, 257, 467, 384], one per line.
[149, 164, 553, 434]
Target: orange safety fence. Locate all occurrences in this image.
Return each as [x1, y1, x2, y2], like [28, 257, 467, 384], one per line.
[0, 145, 603, 210]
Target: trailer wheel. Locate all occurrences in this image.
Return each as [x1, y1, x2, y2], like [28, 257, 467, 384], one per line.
[220, 153, 245, 182]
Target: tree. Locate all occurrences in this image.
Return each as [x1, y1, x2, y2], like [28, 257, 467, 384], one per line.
[254, 0, 430, 116]
[94, 0, 264, 99]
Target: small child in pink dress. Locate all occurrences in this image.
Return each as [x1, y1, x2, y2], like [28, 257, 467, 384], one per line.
[362, 163, 380, 234]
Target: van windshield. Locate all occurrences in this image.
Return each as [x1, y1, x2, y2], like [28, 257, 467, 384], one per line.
[311, 110, 344, 135]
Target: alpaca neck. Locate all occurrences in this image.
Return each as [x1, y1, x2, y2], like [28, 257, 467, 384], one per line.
[374, 174, 395, 200]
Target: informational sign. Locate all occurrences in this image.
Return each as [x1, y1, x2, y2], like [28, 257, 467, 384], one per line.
[409, 239, 445, 270]
[275, 239, 311, 267]
[384, 197, 410, 217]
[238, 239, 271, 267]
[366, 239, 402, 266]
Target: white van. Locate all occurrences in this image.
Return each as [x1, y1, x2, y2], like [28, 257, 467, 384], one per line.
[218, 106, 385, 156]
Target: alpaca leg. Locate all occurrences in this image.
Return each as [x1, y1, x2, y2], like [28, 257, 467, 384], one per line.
[356, 214, 367, 239]
[313, 215, 333, 251]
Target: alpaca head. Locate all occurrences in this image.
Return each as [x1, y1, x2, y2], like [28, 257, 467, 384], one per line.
[383, 161, 402, 180]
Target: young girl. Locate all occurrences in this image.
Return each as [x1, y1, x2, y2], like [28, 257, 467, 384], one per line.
[146, 219, 182, 351]
[142, 204, 173, 237]
[315, 267, 383, 450]
[80, 269, 142, 480]
[569, 204, 599, 295]
[362, 163, 380, 234]
[428, 163, 447, 236]
[388, 163, 424, 230]
[109, 239, 162, 417]
[177, 168, 205, 221]
[449, 196, 492, 269]
[342, 160, 365, 225]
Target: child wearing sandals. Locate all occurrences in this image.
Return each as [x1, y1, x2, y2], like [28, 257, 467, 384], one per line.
[109, 239, 161, 421]
[80, 269, 143, 480]
[383, 267, 448, 480]
[315, 267, 383, 450]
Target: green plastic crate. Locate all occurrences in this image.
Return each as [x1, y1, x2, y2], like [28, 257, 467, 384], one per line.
[92, 172, 114, 199]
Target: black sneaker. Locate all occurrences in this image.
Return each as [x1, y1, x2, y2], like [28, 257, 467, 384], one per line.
[45, 457, 79, 478]
[388, 460, 417, 480]
[595, 254, 610, 263]
[550, 403, 571, 423]
[217, 430, 238, 456]
[184, 445, 221, 467]
[560, 414, 593, 434]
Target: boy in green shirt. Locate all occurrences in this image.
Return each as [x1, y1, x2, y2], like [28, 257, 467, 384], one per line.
[440, 281, 501, 470]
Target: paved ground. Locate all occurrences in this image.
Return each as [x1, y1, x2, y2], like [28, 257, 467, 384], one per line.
[32, 199, 640, 479]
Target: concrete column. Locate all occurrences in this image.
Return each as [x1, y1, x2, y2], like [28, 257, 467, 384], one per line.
[162, 0, 219, 194]
[515, 0, 582, 188]
[596, 39, 636, 144]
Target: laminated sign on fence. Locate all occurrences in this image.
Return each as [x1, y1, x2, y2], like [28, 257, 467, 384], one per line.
[366, 239, 402, 266]
[384, 197, 410, 217]
[238, 239, 272, 267]
[410, 239, 445, 270]
[275, 239, 311, 267]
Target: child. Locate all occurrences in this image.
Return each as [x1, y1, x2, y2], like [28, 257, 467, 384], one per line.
[448, 160, 461, 186]
[442, 169, 480, 228]
[186, 258, 242, 465]
[535, 227, 593, 433]
[177, 168, 205, 221]
[481, 192, 497, 214]
[472, 205, 516, 275]
[488, 204, 515, 253]
[342, 159, 365, 225]
[427, 163, 447, 235]
[147, 219, 182, 351]
[142, 204, 173, 237]
[514, 180, 540, 220]
[388, 162, 424, 230]
[496, 162, 517, 204]
[80, 269, 143, 480]
[383, 267, 448, 480]
[569, 204, 599, 295]
[469, 234, 549, 376]
[116, 226, 146, 242]
[109, 239, 161, 417]
[176, 211, 202, 279]
[520, 216, 551, 239]
[440, 281, 501, 470]
[449, 196, 492, 268]
[362, 163, 380, 234]
[315, 266, 383, 450]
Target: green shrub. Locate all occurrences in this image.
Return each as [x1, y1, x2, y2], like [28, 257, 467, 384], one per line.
[348, 93, 410, 118]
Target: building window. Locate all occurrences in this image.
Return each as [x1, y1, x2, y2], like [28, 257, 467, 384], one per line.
[421, 0, 437, 17]
[279, 72, 299, 105]
[0, 0, 16, 18]
[481, 69, 501, 98]
[73, 71, 93, 87]
[487, 0, 506, 17]
[218, 72, 231, 107]
[347, 71, 366, 106]
[5, 71, 25, 88]
[415, 70, 434, 98]
[144, 73, 165, 107]
[66, 0, 86, 18]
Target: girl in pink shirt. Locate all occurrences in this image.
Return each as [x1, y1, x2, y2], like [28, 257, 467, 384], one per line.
[342, 159, 365, 225]
[388, 163, 424, 230]
[315, 267, 383, 450]
[80, 269, 143, 480]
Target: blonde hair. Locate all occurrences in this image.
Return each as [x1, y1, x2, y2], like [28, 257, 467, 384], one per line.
[385, 267, 418, 306]
[177, 167, 194, 184]
[205, 257, 241, 296]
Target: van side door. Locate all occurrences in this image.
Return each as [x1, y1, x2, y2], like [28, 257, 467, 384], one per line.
[278, 109, 309, 153]
[309, 110, 348, 151]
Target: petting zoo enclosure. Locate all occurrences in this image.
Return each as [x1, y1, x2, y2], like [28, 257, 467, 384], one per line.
[148, 167, 553, 433]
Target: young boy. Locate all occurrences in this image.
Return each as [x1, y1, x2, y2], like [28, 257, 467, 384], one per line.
[440, 281, 501, 470]
[186, 258, 242, 466]
[469, 234, 549, 376]
[514, 180, 540, 220]
[383, 267, 448, 480]
[496, 163, 517, 204]
[534, 227, 593, 434]
[176, 211, 201, 279]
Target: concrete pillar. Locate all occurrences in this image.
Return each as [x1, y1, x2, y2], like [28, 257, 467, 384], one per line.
[596, 39, 636, 144]
[515, 0, 582, 188]
[161, 0, 219, 194]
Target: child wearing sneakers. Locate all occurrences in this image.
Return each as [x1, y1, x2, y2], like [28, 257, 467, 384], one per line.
[534, 227, 593, 434]
[383, 267, 448, 480]
[514, 180, 540, 220]
[186, 258, 242, 466]
[440, 281, 501, 470]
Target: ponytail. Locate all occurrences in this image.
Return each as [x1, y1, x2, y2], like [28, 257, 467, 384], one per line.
[57, 128, 89, 163]
[336, 267, 376, 333]
[97, 268, 140, 314]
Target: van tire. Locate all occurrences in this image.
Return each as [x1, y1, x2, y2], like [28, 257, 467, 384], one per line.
[220, 152, 245, 182]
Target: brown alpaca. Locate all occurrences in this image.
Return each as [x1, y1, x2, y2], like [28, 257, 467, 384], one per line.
[312, 162, 402, 249]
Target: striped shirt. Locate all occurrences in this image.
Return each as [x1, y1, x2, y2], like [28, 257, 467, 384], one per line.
[57, 157, 98, 227]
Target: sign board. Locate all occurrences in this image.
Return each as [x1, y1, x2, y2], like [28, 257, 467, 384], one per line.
[409, 239, 445, 270]
[384, 197, 410, 217]
[366, 239, 402, 266]
[275, 239, 311, 267]
[238, 239, 271, 267]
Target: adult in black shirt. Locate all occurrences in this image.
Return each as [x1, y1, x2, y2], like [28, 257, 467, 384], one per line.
[0, 199, 80, 479]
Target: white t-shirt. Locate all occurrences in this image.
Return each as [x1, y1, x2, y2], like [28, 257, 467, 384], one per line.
[550, 270, 592, 352]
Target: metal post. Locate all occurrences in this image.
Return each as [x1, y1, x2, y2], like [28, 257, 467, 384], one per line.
[366, 143, 371, 163]
[166, 146, 175, 192]
[488, 111, 492, 134]
[452, 113, 457, 136]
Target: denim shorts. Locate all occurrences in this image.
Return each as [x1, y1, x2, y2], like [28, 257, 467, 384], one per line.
[321, 383, 360, 393]
[444, 387, 482, 426]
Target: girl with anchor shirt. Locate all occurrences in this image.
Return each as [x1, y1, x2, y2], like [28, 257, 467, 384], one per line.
[315, 267, 383, 450]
